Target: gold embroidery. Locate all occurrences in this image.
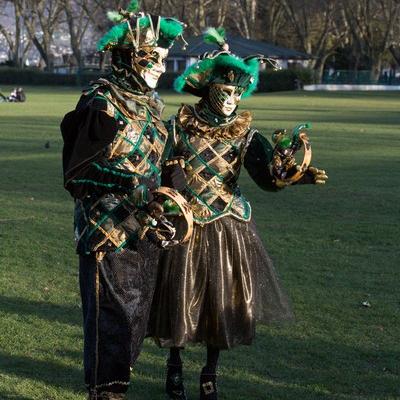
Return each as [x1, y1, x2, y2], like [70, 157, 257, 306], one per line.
[175, 105, 253, 224]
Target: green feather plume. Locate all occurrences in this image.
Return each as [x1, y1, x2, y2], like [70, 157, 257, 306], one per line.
[107, 1, 140, 23]
[139, 15, 151, 28]
[203, 27, 226, 47]
[127, 0, 140, 12]
[97, 5, 184, 51]
[96, 22, 129, 51]
[174, 53, 260, 98]
[107, 11, 124, 22]
[160, 18, 184, 42]
[242, 57, 260, 97]
[174, 57, 215, 93]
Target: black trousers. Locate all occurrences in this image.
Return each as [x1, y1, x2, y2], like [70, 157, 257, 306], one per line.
[79, 242, 160, 394]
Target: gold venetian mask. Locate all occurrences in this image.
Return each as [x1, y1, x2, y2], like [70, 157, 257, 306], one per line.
[132, 46, 169, 89]
[208, 83, 244, 116]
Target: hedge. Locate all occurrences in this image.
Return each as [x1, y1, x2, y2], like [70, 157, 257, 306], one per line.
[0, 67, 101, 86]
[0, 67, 314, 92]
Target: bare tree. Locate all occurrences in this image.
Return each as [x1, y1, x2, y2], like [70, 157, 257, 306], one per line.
[389, 45, 400, 67]
[230, 0, 257, 38]
[0, 0, 31, 66]
[17, 0, 64, 70]
[213, 0, 229, 27]
[61, 0, 96, 70]
[341, 0, 400, 81]
[280, 0, 346, 82]
[258, 0, 286, 44]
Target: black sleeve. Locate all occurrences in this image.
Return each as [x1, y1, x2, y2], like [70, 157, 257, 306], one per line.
[61, 96, 138, 199]
[159, 118, 186, 191]
[243, 131, 280, 192]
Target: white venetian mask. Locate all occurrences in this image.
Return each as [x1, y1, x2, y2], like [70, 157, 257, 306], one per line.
[133, 46, 169, 89]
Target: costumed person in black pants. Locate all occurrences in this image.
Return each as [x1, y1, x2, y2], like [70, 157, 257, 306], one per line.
[149, 28, 328, 400]
[60, 1, 187, 399]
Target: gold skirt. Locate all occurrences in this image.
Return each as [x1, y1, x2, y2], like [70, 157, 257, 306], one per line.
[149, 217, 294, 349]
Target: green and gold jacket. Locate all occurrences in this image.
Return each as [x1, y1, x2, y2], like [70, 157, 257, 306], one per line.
[170, 104, 279, 226]
[61, 79, 170, 254]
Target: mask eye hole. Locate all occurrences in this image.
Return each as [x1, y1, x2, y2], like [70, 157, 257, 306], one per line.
[235, 87, 244, 96]
[221, 88, 235, 97]
[137, 50, 147, 58]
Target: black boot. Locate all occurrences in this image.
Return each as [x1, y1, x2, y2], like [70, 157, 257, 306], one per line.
[166, 360, 187, 400]
[199, 368, 218, 400]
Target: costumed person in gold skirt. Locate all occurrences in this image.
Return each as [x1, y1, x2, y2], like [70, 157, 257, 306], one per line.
[149, 28, 328, 400]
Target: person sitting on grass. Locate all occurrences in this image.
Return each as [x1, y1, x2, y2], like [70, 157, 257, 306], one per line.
[0, 87, 26, 102]
[8, 87, 26, 102]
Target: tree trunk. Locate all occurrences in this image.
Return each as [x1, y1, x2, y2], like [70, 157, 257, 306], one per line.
[64, 0, 85, 70]
[0, 1, 24, 67]
[31, 35, 53, 71]
[197, 0, 207, 32]
[314, 53, 332, 84]
[370, 58, 382, 83]
[248, 0, 257, 37]
[389, 45, 400, 67]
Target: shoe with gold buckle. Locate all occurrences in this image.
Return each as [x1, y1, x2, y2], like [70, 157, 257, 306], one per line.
[200, 371, 217, 400]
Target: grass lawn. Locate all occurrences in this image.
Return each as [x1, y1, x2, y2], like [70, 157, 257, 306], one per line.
[0, 86, 399, 400]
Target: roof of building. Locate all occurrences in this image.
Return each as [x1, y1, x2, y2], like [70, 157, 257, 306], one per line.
[170, 34, 311, 60]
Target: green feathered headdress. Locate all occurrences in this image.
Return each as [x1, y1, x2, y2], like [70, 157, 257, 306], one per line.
[174, 27, 262, 98]
[97, 0, 186, 52]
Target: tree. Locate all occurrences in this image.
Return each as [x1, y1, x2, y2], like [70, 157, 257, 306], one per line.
[258, 0, 286, 44]
[61, 0, 97, 70]
[18, 0, 64, 71]
[230, 0, 257, 38]
[279, 0, 347, 82]
[341, 0, 400, 81]
[0, 0, 30, 67]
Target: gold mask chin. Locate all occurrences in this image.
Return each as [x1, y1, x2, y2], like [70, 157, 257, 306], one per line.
[132, 46, 169, 89]
[209, 84, 243, 116]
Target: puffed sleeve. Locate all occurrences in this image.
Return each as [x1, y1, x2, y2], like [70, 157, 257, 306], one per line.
[61, 93, 138, 199]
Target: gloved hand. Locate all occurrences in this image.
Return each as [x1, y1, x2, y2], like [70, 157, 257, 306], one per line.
[147, 199, 164, 218]
[136, 198, 179, 248]
[270, 152, 297, 189]
[161, 157, 186, 191]
[297, 165, 328, 185]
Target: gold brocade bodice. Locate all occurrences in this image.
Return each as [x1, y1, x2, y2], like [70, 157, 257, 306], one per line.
[173, 104, 254, 225]
[102, 90, 169, 181]
[74, 84, 169, 254]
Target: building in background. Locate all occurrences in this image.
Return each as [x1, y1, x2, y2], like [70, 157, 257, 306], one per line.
[166, 35, 312, 73]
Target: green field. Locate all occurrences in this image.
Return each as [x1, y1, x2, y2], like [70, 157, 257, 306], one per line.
[0, 87, 399, 400]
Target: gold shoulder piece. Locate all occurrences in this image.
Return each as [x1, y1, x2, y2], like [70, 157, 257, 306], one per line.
[177, 105, 252, 140]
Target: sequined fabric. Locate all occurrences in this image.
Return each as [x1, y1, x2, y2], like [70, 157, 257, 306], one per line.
[80, 242, 160, 393]
[149, 217, 294, 349]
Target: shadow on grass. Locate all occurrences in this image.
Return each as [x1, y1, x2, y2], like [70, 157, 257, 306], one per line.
[133, 334, 400, 400]
[0, 351, 83, 394]
[0, 331, 398, 399]
[0, 294, 81, 327]
[0, 392, 34, 400]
